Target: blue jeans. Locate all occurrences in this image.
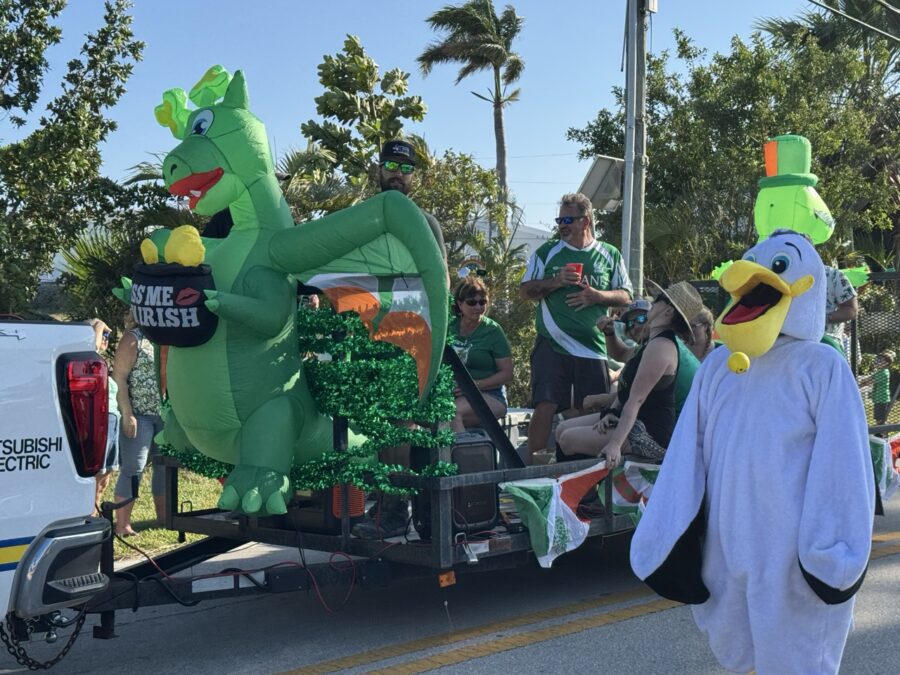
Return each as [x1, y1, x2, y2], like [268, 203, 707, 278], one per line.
[115, 414, 165, 498]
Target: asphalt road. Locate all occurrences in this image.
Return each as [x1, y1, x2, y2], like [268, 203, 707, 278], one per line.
[3, 499, 899, 675]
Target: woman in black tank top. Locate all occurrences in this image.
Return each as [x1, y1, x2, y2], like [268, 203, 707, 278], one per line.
[555, 281, 703, 466]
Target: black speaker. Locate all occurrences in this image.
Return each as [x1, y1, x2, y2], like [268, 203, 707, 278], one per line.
[412, 430, 498, 539]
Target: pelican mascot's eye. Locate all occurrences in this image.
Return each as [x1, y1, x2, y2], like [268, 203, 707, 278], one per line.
[770, 253, 791, 275]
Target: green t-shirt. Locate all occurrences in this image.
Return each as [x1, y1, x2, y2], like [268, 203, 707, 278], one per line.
[523, 238, 632, 359]
[673, 337, 700, 414]
[449, 316, 511, 382]
[872, 368, 890, 404]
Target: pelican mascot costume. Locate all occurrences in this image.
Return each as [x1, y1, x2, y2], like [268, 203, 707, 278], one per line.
[630, 229, 874, 674]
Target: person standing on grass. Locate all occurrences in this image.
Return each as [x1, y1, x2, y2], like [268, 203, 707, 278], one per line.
[519, 192, 632, 463]
[112, 311, 165, 536]
[860, 350, 894, 425]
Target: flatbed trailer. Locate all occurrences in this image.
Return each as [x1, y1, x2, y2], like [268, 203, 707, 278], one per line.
[85, 346, 637, 637]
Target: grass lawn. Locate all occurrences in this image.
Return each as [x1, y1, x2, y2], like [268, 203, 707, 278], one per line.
[100, 466, 221, 562]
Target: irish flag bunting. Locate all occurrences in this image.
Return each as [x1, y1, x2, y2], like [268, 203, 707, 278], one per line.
[598, 460, 660, 525]
[500, 462, 609, 568]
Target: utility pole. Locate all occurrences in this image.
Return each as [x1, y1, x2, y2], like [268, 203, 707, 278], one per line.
[621, 0, 653, 297]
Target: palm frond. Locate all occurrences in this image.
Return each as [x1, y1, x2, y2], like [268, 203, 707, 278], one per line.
[498, 5, 524, 45]
[502, 53, 524, 85]
[123, 160, 164, 186]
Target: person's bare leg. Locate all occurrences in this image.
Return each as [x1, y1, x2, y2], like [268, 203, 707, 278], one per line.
[451, 398, 469, 433]
[115, 496, 137, 535]
[555, 412, 604, 446]
[93, 472, 111, 516]
[558, 426, 631, 459]
[153, 495, 167, 525]
[527, 401, 558, 458]
[460, 396, 506, 429]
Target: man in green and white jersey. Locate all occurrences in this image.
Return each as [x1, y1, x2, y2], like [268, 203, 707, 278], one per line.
[520, 193, 632, 460]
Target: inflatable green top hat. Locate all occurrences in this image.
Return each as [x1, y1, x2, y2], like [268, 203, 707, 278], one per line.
[754, 134, 835, 244]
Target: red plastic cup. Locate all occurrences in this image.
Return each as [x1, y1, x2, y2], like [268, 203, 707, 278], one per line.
[566, 262, 583, 282]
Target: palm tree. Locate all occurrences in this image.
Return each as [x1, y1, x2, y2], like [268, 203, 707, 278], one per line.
[418, 0, 524, 205]
[756, 1, 900, 89]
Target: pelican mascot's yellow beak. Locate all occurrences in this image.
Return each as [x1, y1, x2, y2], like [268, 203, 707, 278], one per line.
[715, 230, 825, 373]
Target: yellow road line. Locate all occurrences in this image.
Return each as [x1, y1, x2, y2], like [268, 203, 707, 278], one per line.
[282, 587, 655, 675]
[286, 531, 900, 674]
[369, 598, 680, 675]
[871, 530, 900, 543]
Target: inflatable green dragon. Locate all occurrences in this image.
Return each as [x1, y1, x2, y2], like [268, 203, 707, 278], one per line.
[137, 66, 447, 515]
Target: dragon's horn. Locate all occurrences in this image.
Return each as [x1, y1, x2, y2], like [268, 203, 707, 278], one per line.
[154, 88, 190, 139]
[222, 70, 249, 110]
[189, 65, 232, 108]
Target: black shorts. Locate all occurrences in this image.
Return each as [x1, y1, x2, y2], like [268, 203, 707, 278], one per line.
[530, 335, 611, 411]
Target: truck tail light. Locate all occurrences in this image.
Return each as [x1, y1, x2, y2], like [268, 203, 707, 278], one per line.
[58, 354, 108, 477]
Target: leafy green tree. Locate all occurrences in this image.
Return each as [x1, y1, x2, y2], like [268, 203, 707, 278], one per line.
[0, 0, 66, 126]
[0, 0, 143, 313]
[567, 30, 899, 285]
[757, 1, 900, 266]
[412, 149, 505, 262]
[277, 141, 362, 222]
[301, 35, 427, 181]
[756, 0, 900, 89]
[59, 183, 167, 333]
[418, 0, 524, 203]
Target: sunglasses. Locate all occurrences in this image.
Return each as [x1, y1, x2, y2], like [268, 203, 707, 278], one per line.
[381, 160, 415, 174]
[464, 298, 488, 307]
[624, 314, 648, 329]
[102, 330, 111, 340]
[554, 215, 585, 226]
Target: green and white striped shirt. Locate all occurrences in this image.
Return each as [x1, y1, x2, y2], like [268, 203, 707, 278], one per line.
[523, 238, 632, 359]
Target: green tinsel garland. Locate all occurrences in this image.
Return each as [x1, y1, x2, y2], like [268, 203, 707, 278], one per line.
[162, 306, 459, 494]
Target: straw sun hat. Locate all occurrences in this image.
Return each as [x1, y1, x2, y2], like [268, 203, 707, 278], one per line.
[645, 280, 704, 344]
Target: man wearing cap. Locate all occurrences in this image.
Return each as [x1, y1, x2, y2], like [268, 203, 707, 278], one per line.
[351, 140, 449, 540]
[520, 192, 632, 462]
[377, 139, 447, 263]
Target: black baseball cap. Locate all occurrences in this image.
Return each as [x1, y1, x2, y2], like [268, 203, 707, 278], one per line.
[379, 140, 416, 166]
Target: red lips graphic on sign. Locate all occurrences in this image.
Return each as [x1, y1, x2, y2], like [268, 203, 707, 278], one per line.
[176, 287, 201, 306]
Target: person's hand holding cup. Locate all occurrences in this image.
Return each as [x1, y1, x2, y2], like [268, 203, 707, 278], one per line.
[558, 262, 583, 287]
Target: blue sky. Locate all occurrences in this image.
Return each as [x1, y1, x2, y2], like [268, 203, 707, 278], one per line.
[20, 0, 812, 231]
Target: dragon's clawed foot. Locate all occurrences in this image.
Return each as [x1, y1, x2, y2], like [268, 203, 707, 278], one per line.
[218, 465, 290, 515]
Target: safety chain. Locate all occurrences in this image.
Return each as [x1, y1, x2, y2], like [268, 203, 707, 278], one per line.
[0, 610, 86, 670]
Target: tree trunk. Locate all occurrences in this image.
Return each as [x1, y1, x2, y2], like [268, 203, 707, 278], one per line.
[492, 67, 508, 210]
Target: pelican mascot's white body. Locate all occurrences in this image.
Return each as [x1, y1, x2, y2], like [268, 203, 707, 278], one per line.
[630, 230, 874, 674]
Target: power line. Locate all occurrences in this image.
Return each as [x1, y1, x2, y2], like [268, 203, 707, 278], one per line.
[472, 152, 579, 160]
[509, 180, 581, 184]
[808, 0, 900, 43]
[873, 0, 900, 19]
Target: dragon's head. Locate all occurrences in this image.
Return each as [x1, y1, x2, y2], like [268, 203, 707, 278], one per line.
[155, 66, 272, 217]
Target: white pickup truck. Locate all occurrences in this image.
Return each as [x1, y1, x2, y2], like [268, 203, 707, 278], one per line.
[0, 320, 111, 664]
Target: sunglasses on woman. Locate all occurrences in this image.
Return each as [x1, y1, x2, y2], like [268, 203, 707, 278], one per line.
[464, 298, 488, 306]
[381, 160, 415, 175]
